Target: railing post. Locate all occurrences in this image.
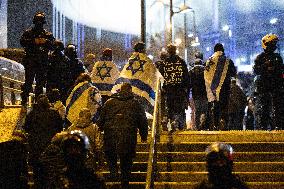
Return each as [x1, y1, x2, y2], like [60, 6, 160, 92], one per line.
[0, 75, 4, 109]
[10, 82, 16, 105]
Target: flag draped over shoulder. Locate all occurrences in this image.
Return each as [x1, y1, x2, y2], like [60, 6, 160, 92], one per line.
[112, 52, 160, 113]
[90, 60, 120, 96]
[66, 81, 102, 124]
[204, 51, 230, 102]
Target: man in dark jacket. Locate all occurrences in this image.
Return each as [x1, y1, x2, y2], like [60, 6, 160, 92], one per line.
[47, 39, 70, 101]
[253, 34, 284, 130]
[97, 82, 148, 189]
[20, 12, 55, 106]
[227, 79, 247, 130]
[23, 94, 63, 188]
[64, 44, 85, 86]
[0, 132, 29, 189]
[56, 130, 106, 189]
[189, 54, 208, 130]
[160, 44, 190, 131]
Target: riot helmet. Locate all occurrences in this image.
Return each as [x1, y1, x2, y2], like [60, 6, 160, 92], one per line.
[53, 40, 64, 52]
[167, 44, 177, 56]
[262, 34, 278, 52]
[134, 42, 146, 53]
[33, 12, 46, 25]
[101, 48, 113, 61]
[62, 130, 90, 167]
[205, 142, 234, 182]
[64, 44, 78, 59]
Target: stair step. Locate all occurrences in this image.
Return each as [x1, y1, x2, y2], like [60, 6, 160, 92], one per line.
[118, 162, 284, 172]
[102, 171, 284, 182]
[139, 131, 284, 142]
[135, 152, 284, 162]
[105, 182, 284, 189]
[137, 142, 284, 152]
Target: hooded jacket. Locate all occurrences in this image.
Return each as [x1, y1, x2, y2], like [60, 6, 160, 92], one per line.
[96, 90, 148, 157]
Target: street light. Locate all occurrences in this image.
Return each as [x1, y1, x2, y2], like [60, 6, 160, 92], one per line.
[169, 0, 192, 44]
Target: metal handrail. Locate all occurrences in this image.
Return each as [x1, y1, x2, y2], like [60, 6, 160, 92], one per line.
[145, 78, 161, 189]
[3, 86, 22, 93]
[1, 75, 25, 84]
[0, 74, 25, 108]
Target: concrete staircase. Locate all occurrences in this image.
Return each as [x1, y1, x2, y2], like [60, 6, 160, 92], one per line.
[104, 131, 284, 189]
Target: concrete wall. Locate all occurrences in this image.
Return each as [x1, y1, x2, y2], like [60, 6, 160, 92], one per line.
[7, 0, 53, 48]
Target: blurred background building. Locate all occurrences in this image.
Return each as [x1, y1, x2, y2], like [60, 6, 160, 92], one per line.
[0, 0, 284, 71]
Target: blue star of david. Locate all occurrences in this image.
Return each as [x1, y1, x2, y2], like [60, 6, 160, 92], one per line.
[96, 62, 112, 81]
[126, 55, 146, 75]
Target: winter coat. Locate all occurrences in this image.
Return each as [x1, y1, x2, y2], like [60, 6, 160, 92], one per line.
[161, 54, 190, 90]
[228, 84, 247, 114]
[23, 105, 63, 155]
[253, 51, 283, 92]
[20, 27, 54, 60]
[96, 90, 148, 157]
[47, 51, 70, 92]
[39, 142, 65, 188]
[189, 64, 207, 100]
[195, 175, 249, 189]
[57, 167, 106, 189]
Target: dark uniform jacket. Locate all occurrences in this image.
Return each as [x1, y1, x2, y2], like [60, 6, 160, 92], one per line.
[195, 176, 249, 189]
[47, 51, 70, 90]
[228, 84, 247, 114]
[24, 105, 63, 155]
[189, 65, 207, 100]
[69, 58, 85, 83]
[253, 52, 283, 92]
[58, 167, 106, 189]
[96, 90, 148, 157]
[20, 27, 54, 62]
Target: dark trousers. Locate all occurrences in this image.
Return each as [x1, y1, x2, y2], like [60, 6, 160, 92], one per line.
[165, 88, 188, 130]
[21, 57, 47, 104]
[228, 111, 244, 130]
[105, 151, 133, 188]
[193, 98, 208, 130]
[255, 91, 282, 130]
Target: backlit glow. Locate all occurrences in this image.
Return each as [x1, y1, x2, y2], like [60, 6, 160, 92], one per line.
[51, 0, 141, 34]
[270, 18, 278, 24]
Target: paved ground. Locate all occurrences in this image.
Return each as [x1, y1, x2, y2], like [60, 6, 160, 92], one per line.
[0, 107, 25, 142]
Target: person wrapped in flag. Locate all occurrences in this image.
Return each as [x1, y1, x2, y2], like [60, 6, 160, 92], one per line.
[91, 48, 120, 104]
[111, 42, 160, 114]
[204, 43, 237, 130]
[66, 73, 102, 126]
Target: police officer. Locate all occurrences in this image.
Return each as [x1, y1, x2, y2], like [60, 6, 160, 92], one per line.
[160, 44, 190, 131]
[58, 130, 106, 189]
[64, 44, 85, 88]
[47, 39, 70, 99]
[253, 34, 284, 130]
[20, 12, 55, 106]
[195, 142, 248, 189]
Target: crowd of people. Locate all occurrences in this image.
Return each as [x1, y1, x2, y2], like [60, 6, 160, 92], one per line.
[1, 11, 283, 189]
